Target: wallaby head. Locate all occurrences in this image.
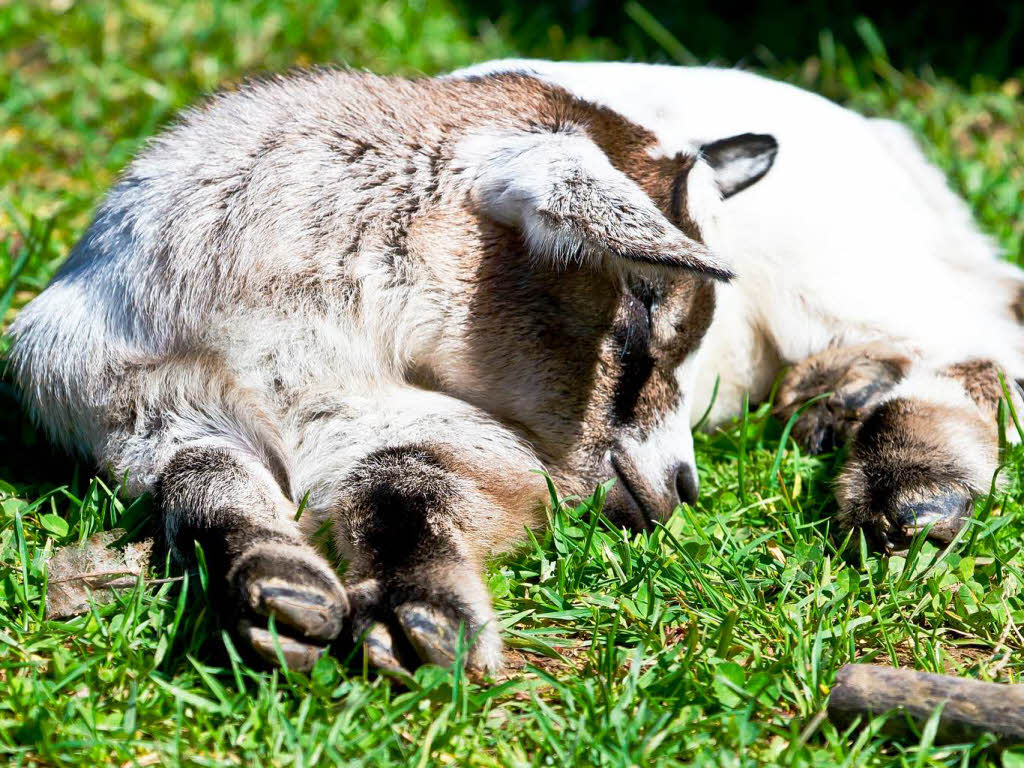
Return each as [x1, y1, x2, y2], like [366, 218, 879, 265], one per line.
[405, 76, 779, 528]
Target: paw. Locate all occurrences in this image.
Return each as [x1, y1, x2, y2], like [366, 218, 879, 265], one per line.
[775, 348, 908, 455]
[841, 482, 975, 553]
[785, 399, 858, 455]
[344, 570, 503, 677]
[775, 387, 868, 456]
[892, 489, 974, 545]
[227, 542, 348, 671]
[836, 399, 987, 552]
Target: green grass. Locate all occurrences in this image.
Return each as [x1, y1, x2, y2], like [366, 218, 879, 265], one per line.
[2, 1, 1024, 765]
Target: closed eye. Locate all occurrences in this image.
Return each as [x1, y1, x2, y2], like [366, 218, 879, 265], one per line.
[628, 279, 659, 331]
[612, 282, 660, 423]
[621, 292, 651, 345]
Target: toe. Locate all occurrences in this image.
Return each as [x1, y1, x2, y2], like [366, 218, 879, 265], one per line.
[394, 601, 504, 675]
[343, 573, 504, 676]
[231, 545, 348, 642]
[895, 490, 973, 544]
[806, 423, 835, 454]
[791, 404, 840, 455]
[250, 578, 347, 642]
[364, 621, 403, 670]
[395, 602, 459, 667]
[238, 620, 327, 672]
[360, 621, 416, 682]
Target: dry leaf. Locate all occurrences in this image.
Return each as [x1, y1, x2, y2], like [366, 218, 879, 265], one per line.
[766, 542, 787, 566]
[46, 530, 157, 619]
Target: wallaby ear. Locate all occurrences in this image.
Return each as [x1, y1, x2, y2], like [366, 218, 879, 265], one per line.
[461, 131, 734, 280]
[700, 133, 778, 199]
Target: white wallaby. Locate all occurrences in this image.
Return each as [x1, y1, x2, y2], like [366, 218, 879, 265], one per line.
[456, 59, 1024, 549]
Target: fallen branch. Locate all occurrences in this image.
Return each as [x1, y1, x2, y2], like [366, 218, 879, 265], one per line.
[829, 664, 1024, 744]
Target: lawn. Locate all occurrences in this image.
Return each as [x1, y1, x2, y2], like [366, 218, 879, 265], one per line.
[2, 1, 1024, 765]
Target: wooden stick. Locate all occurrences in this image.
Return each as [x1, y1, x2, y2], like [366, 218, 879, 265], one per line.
[829, 664, 1024, 743]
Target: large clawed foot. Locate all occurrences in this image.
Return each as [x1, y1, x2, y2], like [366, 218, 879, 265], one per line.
[229, 543, 349, 672]
[345, 578, 503, 677]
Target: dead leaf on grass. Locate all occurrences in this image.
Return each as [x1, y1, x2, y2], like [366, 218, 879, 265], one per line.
[46, 530, 169, 619]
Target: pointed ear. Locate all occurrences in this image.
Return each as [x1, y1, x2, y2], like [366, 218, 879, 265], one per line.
[700, 133, 778, 198]
[461, 131, 734, 280]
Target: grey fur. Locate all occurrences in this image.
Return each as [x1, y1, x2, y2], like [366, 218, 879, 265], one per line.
[10, 69, 748, 672]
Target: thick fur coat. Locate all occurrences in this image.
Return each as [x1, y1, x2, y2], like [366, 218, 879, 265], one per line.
[13, 60, 1022, 673]
[458, 60, 1024, 548]
[10, 68, 773, 672]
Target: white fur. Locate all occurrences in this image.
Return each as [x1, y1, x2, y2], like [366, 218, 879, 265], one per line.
[885, 370, 1000, 490]
[457, 128, 729, 274]
[453, 60, 1024, 428]
[884, 370, 980, 413]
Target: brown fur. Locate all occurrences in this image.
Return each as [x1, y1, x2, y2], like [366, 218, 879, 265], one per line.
[942, 359, 1011, 419]
[776, 346, 1019, 549]
[417, 192, 714, 517]
[13, 68, 741, 674]
[1012, 283, 1024, 324]
[774, 342, 912, 453]
[836, 396, 994, 550]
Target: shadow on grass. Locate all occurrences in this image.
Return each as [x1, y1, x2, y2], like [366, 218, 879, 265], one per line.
[453, 0, 1023, 84]
[0, 365, 84, 498]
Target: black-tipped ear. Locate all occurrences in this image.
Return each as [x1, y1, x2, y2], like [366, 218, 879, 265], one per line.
[701, 133, 778, 199]
[466, 130, 735, 280]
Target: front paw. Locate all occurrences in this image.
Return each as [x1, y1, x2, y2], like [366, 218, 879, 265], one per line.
[343, 566, 503, 677]
[775, 348, 908, 455]
[835, 399, 990, 551]
[892, 489, 974, 544]
[227, 542, 348, 671]
[784, 399, 859, 455]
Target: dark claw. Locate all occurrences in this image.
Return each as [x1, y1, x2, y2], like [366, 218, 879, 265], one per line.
[395, 602, 459, 667]
[895, 491, 973, 544]
[238, 620, 327, 672]
[342, 576, 502, 676]
[229, 548, 348, 671]
[792, 405, 838, 455]
[808, 424, 835, 455]
[251, 579, 347, 642]
[362, 621, 408, 673]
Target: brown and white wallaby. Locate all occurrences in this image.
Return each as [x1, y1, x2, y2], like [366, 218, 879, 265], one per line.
[458, 60, 1024, 552]
[9, 69, 777, 672]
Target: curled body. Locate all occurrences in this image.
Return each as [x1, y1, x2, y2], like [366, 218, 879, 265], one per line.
[10, 69, 775, 671]
[18, 60, 1021, 673]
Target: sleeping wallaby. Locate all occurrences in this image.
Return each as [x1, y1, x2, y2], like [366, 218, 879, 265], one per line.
[456, 59, 1024, 552]
[9, 69, 777, 672]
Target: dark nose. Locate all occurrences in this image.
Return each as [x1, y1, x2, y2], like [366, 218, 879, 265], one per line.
[673, 464, 699, 507]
